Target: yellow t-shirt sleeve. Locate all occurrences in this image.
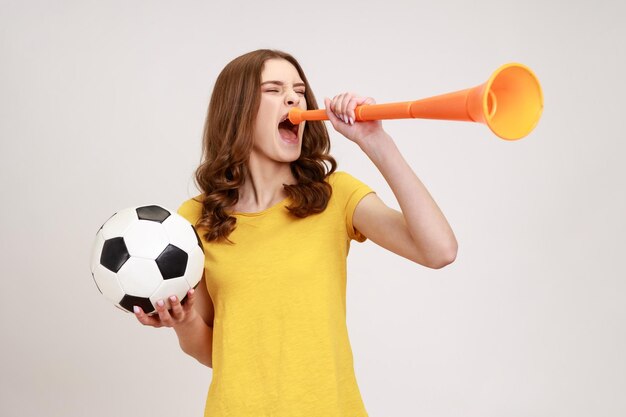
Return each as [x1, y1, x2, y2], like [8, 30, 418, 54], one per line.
[176, 195, 203, 225]
[331, 171, 376, 242]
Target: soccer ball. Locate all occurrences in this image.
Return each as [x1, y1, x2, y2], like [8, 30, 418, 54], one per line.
[90, 205, 205, 315]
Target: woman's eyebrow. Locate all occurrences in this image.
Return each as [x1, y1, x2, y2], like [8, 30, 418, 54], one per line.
[261, 81, 306, 88]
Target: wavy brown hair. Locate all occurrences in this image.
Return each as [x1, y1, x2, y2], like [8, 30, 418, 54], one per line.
[193, 49, 337, 244]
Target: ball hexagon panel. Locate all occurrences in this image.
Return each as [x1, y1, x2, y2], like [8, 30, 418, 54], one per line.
[136, 205, 171, 223]
[101, 208, 138, 240]
[183, 245, 205, 288]
[92, 264, 126, 304]
[100, 237, 130, 273]
[90, 231, 105, 274]
[150, 276, 190, 310]
[97, 212, 116, 233]
[162, 215, 202, 254]
[124, 220, 169, 259]
[119, 294, 155, 315]
[155, 244, 188, 279]
[116, 257, 163, 297]
[91, 272, 103, 294]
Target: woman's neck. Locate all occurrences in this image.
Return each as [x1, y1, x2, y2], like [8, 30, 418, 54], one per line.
[233, 158, 296, 212]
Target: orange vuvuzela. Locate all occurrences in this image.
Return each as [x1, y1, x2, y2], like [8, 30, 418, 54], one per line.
[289, 63, 543, 141]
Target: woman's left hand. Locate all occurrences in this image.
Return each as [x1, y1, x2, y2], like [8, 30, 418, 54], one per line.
[324, 93, 386, 148]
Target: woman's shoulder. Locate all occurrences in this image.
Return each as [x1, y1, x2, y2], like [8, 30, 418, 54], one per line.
[177, 194, 205, 224]
[326, 170, 352, 185]
[326, 170, 375, 203]
[326, 170, 366, 189]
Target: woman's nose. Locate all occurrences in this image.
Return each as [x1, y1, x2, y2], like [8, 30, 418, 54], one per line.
[285, 91, 300, 106]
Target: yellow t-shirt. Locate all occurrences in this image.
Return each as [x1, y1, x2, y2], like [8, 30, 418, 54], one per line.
[177, 171, 375, 417]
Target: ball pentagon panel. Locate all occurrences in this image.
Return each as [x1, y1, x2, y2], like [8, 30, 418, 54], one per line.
[155, 244, 188, 279]
[136, 205, 171, 223]
[119, 294, 155, 315]
[100, 237, 130, 273]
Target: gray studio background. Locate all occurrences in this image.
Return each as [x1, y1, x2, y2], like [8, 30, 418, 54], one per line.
[2, 0, 625, 416]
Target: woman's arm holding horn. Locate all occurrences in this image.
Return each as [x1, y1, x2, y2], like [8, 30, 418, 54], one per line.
[325, 95, 458, 269]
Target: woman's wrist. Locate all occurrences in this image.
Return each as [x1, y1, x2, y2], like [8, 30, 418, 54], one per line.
[358, 131, 395, 159]
[173, 308, 203, 336]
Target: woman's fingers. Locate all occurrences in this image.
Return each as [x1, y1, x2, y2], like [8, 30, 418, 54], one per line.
[329, 93, 374, 125]
[134, 288, 196, 328]
[329, 94, 342, 122]
[324, 98, 342, 126]
[155, 298, 175, 326]
[358, 96, 376, 106]
[346, 96, 361, 122]
[134, 306, 163, 328]
[169, 295, 184, 319]
[182, 288, 196, 311]
[333, 93, 348, 123]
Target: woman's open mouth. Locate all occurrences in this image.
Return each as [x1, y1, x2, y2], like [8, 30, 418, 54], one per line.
[278, 114, 299, 144]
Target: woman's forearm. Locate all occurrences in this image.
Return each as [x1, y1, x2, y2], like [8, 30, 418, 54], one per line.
[360, 132, 458, 266]
[174, 314, 214, 368]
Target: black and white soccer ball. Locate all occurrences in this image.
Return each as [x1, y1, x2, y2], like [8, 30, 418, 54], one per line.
[90, 205, 205, 315]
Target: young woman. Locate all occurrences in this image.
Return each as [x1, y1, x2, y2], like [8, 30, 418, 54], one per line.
[134, 49, 457, 416]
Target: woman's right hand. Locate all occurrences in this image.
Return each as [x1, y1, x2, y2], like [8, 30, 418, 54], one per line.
[133, 288, 198, 329]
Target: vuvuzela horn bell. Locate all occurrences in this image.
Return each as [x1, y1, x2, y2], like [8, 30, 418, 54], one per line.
[288, 63, 543, 140]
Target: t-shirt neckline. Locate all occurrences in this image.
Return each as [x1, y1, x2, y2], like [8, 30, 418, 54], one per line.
[228, 196, 290, 217]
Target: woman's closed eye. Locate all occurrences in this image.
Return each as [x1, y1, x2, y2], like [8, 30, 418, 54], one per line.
[263, 88, 305, 95]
